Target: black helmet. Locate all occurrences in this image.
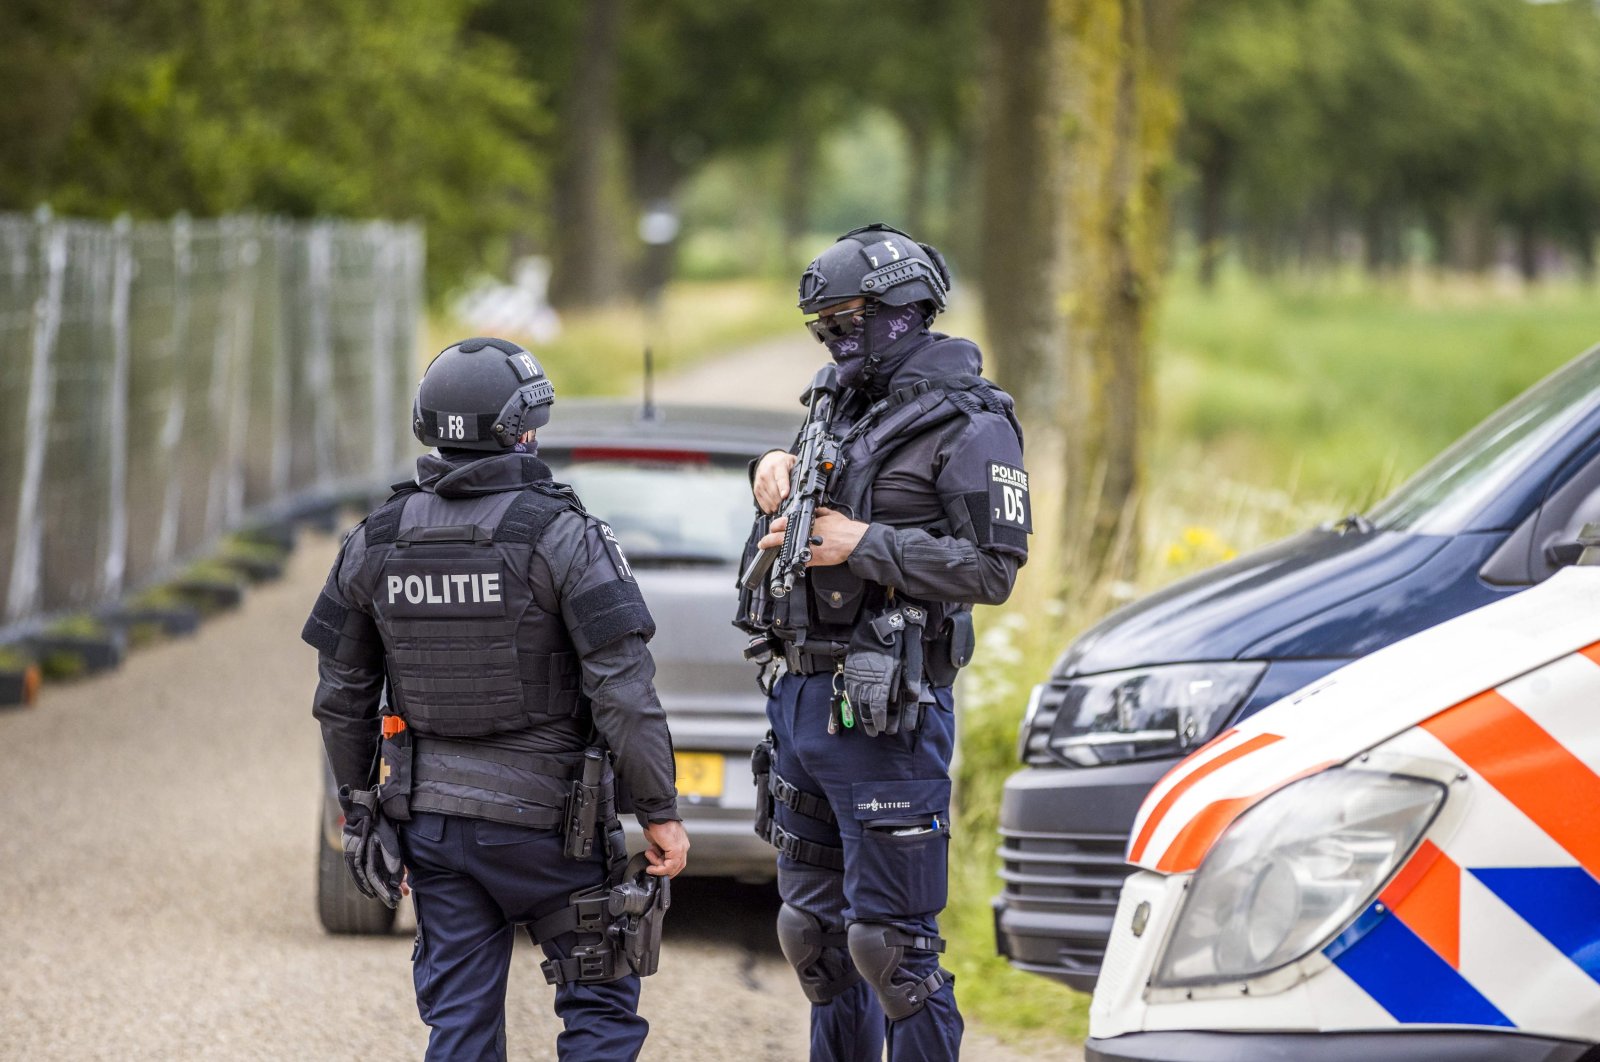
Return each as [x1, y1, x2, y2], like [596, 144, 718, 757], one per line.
[411, 336, 554, 451]
[797, 223, 952, 315]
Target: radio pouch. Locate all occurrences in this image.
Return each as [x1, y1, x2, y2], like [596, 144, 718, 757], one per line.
[564, 747, 605, 860]
[376, 716, 413, 822]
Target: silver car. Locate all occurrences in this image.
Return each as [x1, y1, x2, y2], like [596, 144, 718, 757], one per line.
[316, 400, 789, 933]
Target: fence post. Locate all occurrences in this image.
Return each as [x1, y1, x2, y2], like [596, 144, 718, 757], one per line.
[306, 223, 336, 488]
[155, 214, 193, 570]
[6, 212, 66, 623]
[102, 215, 134, 599]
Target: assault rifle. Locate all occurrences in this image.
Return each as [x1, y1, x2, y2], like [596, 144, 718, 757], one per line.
[739, 365, 842, 599]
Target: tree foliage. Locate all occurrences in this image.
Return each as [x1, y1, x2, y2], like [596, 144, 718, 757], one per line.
[1181, 0, 1600, 278]
[1, 0, 543, 286]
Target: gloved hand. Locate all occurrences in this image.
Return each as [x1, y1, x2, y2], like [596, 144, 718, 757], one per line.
[338, 785, 404, 909]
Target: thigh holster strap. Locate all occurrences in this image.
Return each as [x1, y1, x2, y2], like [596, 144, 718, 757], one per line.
[770, 770, 836, 824]
[769, 821, 845, 871]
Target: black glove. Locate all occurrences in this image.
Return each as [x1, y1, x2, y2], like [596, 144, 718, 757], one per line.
[845, 610, 906, 736]
[338, 785, 404, 909]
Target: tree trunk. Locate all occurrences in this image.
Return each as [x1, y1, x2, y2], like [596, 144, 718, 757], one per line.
[547, 0, 625, 310]
[780, 130, 817, 271]
[902, 112, 934, 237]
[978, 0, 1063, 418]
[942, 119, 984, 277]
[1575, 225, 1597, 284]
[1516, 219, 1541, 283]
[1195, 140, 1229, 290]
[629, 140, 686, 303]
[1057, 0, 1182, 584]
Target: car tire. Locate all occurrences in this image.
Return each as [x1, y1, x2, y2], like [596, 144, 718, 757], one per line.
[316, 794, 398, 935]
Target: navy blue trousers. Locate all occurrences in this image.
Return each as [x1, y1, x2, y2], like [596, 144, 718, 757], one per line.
[399, 812, 648, 1062]
[767, 671, 964, 1062]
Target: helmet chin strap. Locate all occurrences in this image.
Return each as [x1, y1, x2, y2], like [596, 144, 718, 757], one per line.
[859, 302, 884, 390]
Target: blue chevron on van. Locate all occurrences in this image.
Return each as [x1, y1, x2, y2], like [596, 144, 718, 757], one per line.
[1330, 908, 1514, 1027]
[1472, 866, 1600, 988]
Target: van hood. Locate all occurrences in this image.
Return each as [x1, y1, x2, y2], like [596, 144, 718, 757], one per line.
[1125, 565, 1600, 874]
[1056, 529, 1449, 677]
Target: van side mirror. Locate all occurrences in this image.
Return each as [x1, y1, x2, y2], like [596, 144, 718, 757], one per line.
[1545, 541, 1585, 568]
[1576, 522, 1600, 566]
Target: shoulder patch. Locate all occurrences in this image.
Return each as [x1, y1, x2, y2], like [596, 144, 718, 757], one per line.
[597, 521, 635, 582]
[988, 462, 1032, 534]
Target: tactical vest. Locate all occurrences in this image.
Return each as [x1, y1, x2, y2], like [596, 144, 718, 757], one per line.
[359, 483, 592, 826]
[772, 348, 1024, 656]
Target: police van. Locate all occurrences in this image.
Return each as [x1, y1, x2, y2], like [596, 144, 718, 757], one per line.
[1084, 557, 1600, 1062]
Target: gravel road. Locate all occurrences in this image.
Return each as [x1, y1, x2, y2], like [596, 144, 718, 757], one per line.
[0, 336, 1077, 1061]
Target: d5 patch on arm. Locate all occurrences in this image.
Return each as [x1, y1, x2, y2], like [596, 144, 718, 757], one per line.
[988, 462, 1032, 535]
[935, 413, 1032, 559]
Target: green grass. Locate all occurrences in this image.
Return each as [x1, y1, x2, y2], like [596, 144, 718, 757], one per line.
[950, 269, 1600, 1045]
[1157, 270, 1600, 506]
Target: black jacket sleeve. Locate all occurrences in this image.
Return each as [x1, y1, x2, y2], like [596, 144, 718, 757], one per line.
[845, 411, 1030, 606]
[540, 512, 681, 826]
[303, 528, 386, 793]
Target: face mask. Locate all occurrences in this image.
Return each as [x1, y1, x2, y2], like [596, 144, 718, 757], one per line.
[823, 304, 926, 388]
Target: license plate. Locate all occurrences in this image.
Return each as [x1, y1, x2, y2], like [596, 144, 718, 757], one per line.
[674, 751, 725, 803]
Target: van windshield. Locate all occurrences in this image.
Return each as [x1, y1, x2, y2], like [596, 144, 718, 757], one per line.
[1368, 349, 1600, 534]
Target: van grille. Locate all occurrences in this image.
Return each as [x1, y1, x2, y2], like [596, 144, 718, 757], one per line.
[997, 826, 1135, 979]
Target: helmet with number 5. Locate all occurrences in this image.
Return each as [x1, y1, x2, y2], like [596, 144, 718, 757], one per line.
[797, 223, 952, 317]
[411, 336, 555, 451]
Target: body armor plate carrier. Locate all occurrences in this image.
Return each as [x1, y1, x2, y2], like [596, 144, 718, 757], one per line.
[360, 484, 593, 826]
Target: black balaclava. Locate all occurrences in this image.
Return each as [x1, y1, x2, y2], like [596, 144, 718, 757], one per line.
[439, 435, 537, 463]
[823, 303, 928, 391]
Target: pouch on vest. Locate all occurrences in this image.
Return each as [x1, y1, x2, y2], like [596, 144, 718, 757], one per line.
[809, 563, 868, 627]
[377, 714, 413, 822]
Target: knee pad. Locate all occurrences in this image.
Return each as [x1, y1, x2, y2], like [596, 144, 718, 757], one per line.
[846, 921, 952, 1021]
[777, 903, 860, 1005]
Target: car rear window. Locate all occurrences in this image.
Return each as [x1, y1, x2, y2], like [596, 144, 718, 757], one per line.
[546, 451, 754, 566]
[1368, 348, 1600, 534]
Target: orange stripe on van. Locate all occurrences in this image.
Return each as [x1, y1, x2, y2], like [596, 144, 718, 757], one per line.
[1421, 689, 1600, 880]
[1380, 840, 1461, 969]
[1152, 759, 1337, 873]
[1127, 731, 1280, 864]
[1577, 642, 1600, 668]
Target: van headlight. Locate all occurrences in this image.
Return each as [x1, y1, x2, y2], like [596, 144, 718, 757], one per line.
[1151, 768, 1445, 987]
[1029, 662, 1265, 767]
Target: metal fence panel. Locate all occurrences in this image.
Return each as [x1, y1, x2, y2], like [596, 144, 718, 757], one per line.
[0, 211, 425, 628]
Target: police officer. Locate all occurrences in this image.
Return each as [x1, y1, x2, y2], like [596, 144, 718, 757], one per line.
[740, 225, 1030, 1060]
[304, 337, 688, 1061]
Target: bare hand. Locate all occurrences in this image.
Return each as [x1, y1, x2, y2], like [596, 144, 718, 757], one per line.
[642, 820, 690, 878]
[754, 451, 797, 514]
[756, 508, 869, 567]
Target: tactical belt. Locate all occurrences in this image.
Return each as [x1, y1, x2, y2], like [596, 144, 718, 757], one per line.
[783, 645, 846, 675]
[409, 736, 596, 830]
[782, 637, 957, 686]
[413, 736, 584, 779]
